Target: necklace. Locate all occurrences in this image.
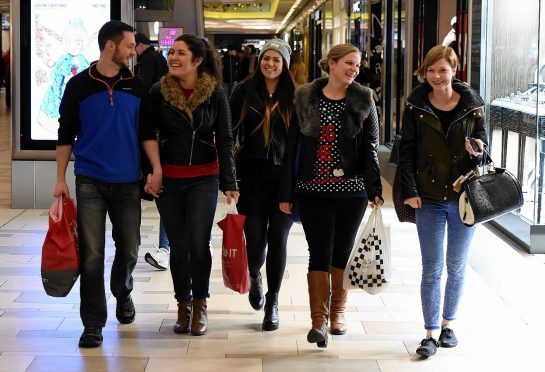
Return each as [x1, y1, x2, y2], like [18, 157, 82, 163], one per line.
[268, 92, 274, 98]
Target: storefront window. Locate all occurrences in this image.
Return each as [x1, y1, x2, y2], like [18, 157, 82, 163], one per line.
[485, 0, 543, 223]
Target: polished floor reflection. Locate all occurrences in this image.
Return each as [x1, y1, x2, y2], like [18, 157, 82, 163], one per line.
[0, 187, 543, 371]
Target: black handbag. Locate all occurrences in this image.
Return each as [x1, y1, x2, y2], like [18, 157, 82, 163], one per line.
[458, 165, 523, 227]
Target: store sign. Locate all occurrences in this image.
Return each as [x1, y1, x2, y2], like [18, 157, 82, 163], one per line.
[158, 27, 184, 48]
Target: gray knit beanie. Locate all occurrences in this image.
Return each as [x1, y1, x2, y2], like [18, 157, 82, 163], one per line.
[258, 38, 292, 68]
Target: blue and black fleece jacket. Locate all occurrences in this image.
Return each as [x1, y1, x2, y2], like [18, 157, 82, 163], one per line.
[57, 62, 156, 183]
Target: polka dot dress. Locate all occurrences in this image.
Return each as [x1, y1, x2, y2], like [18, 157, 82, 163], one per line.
[296, 95, 366, 195]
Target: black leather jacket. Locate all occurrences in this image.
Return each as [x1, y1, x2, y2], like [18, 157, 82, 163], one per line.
[398, 79, 487, 202]
[146, 73, 237, 192]
[230, 81, 294, 167]
[280, 78, 383, 202]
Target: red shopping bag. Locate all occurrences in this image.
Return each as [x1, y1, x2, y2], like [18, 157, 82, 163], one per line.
[41, 196, 80, 297]
[217, 201, 250, 294]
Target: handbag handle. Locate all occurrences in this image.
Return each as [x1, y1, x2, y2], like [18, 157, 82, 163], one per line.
[226, 199, 238, 215]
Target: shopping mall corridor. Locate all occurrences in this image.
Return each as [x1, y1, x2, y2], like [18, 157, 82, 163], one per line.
[0, 91, 543, 371]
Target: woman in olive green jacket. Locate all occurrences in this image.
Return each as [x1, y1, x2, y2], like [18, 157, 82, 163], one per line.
[398, 45, 487, 358]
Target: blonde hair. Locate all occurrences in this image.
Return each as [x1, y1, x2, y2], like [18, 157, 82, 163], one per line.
[318, 44, 360, 73]
[415, 45, 459, 82]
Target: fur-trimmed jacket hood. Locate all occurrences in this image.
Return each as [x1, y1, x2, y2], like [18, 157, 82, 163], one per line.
[159, 72, 218, 124]
[144, 72, 237, 192]
[294, 78, 375, 138]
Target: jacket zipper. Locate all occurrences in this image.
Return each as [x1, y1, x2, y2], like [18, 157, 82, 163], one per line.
[189, 111, 205, 165]
[88, 65, 129, 107]
[165, 103, 206, 166]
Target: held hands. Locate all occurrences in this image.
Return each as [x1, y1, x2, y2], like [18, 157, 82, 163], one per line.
[144, 173, 163, 198]
[404, 196, 422, 209]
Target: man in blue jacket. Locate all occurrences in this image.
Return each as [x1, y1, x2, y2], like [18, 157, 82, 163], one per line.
[54, 20, 161, 348]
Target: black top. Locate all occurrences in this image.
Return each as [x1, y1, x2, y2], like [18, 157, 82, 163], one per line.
[427, 96, 464, 135]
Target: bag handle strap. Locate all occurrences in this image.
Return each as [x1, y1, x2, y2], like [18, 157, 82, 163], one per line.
[226, 199, 238, 215]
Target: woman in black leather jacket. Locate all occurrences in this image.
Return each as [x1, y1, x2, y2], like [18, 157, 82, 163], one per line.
[230, 39, 295, 331]
[398, 45, 486, 358]
[143, 34, 238, 337]
[280, 44, 383, 348]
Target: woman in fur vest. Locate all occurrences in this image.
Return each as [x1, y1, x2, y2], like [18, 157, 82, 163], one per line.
[143, 34, 239, 336]
[279, 44, 383, 348]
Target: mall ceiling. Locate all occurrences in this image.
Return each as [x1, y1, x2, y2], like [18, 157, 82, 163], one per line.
[203, 0, 311, 34]
[0, 0, 310, 35]
[0, 0, 8, 13]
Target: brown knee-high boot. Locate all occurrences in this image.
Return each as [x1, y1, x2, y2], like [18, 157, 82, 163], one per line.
[173, 300, 192, 334]
[307, 271, 331, 348]
[330, 267, 348, 335]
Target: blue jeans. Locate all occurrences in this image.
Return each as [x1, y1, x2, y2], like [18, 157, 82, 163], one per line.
[155, 175, 219, 301]
[76, 175, 141, 326]
[158, 219, 170, 250]
[415, 200, 476, 330]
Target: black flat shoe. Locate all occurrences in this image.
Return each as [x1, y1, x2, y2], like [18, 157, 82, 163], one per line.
[416, 337, 439, 357]
[78, 324, 103, 348]
[439, 327, 458, 348]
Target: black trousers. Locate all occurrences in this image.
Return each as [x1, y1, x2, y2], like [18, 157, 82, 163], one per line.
[298, 195, 367, 272]
[244, 212, 292, 294]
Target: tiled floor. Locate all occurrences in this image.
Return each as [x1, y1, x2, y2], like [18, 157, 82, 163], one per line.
[0, 187, 544, 371]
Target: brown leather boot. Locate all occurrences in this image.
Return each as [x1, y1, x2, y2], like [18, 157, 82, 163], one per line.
[306, 271, 330, 348]
[191, 299, 208, 336]
[330, 267, 348, 335]
[173, 300, 191, 334]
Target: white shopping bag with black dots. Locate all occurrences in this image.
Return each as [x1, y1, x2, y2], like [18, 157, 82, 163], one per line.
[343, 206, 391, 294]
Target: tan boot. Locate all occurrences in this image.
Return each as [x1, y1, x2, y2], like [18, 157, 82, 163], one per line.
[330, 267, 348, 335]
[173, 300, 191, 334]
[306, 271, 330, 348]
[191, 299, 208, 336]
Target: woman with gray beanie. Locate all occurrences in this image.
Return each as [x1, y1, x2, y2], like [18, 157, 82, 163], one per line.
[230, 38, 296, 331]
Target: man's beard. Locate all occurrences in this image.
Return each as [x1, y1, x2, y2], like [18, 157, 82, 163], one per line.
[112, 47, 129, 69]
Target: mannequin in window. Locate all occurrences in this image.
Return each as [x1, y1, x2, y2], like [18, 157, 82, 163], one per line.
[442, 17, 457, 50]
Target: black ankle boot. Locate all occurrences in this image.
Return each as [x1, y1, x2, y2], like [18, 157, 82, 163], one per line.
[249, 273, 264, 310]
[262, 292, 279, 331]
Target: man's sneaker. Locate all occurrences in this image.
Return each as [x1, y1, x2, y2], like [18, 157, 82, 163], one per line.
[439, 327, 458, 348]
[116, 295, 135, 324]
[145, 246, 170, 270]
[78, 323, 103, 348]
[416, 337, 439, 357]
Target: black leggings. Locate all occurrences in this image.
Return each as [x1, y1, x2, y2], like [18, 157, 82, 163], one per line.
[298, 195, 367, 272]
[244, 212, 292, 294]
